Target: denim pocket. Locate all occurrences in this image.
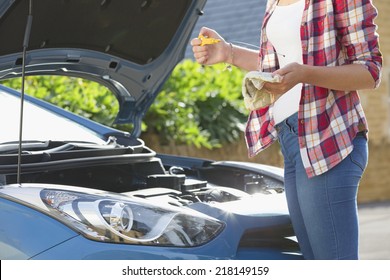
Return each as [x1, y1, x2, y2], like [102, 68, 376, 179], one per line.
[285, 118, 299, 136]
[349, 137, 368, 172]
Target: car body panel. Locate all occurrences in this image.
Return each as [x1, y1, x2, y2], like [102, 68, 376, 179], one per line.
[0, 197, 79, 259]
[32, 235, 302, 260]
[31, 232, 301, 260]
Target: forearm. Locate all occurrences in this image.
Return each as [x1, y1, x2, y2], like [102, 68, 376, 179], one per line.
[227, 44, 259, 72]
[268, 62, 378, 96]
[301, 64, 376, 91]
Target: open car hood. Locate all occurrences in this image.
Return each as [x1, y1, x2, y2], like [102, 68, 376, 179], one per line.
[0, 0, 206, 136]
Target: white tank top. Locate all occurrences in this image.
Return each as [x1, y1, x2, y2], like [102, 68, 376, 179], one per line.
[266, 0, 305, 125]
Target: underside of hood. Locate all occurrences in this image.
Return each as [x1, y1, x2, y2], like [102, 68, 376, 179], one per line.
[0, 0, 206, 136]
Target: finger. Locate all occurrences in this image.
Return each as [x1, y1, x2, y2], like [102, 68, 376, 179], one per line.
[193, 50, 208, 59]
[194, 54, 208, 64]
[272, 69, 283, 76]
[262, 83, 271, 92]
[191, 38, 202, 46]
[196, 56, 208, 65]
[199, 26, 213, 36]
[199, 27, 220, 41]
[192, 45, 206, 52]
[263, 82, 279, 92]
[273, 66, 291, 77]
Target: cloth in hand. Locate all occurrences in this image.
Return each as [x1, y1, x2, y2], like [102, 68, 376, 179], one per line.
[242, 71, 282, 110]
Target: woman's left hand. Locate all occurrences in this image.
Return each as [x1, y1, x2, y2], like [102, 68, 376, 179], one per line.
[263, 62, 304, 96]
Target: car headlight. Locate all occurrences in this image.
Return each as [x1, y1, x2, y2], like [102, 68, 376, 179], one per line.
[42, 189, 225, 246]
[1, 186, 224, 247]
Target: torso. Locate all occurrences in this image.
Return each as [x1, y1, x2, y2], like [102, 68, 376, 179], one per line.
[266, 0, 305, 124]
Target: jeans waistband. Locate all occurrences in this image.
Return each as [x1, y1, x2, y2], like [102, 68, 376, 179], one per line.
[275, 112, 298, 134]
[275, 113, 367, 137]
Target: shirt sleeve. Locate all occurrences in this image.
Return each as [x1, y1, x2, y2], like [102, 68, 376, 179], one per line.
[334, 0, 383, 88]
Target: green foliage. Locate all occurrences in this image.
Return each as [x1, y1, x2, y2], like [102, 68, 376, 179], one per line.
[1, 76, 119, 126]
[145, 59, 247, 148]
[1, 60, 247, 149]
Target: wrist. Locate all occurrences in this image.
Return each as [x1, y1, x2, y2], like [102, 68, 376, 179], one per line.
[299, 64, 309, 84]
[224, 42, 234, 65]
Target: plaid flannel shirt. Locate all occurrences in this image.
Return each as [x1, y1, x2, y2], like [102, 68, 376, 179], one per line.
[245, 0, 382, 178]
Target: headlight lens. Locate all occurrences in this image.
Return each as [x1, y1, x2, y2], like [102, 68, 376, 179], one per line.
[0, 186, 224, 247]
[104, 201, 134, 233]
[40, 189, 224, 247]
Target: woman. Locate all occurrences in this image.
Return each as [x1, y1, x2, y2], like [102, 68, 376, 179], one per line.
[191, 0, 382, 259]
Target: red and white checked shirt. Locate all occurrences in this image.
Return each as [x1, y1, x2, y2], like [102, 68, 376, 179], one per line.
[245, 0, 382, 178]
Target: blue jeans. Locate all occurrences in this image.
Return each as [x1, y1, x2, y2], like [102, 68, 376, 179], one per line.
[276, 113, 368, 259]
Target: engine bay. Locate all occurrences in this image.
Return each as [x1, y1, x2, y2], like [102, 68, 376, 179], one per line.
[0, 139, 284, 206]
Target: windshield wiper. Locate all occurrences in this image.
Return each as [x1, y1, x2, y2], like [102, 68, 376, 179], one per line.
[1, 141, 50, 154]
[0, 139, 121, 155]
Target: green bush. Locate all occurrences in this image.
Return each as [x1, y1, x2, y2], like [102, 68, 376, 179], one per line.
[145, 59, 247, 148]
[1, 60, 247, 149]
[1, 75, 119, 125]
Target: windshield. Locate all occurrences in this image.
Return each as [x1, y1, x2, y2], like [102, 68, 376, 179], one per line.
[0, 90, 106, 145]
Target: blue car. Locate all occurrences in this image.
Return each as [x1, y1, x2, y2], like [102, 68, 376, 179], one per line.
[0, 0, 302, 260]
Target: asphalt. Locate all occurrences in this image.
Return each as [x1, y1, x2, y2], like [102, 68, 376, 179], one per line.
[358, 201, 390, 260]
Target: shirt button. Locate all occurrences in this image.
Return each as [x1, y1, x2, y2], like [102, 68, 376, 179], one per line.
[300, 120, 304, 124]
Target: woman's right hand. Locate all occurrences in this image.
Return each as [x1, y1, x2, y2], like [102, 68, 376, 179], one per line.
[190, 27, 230, 66]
